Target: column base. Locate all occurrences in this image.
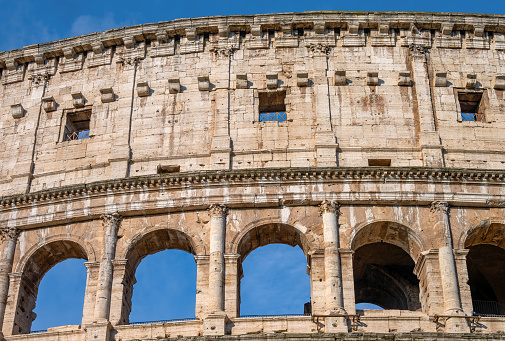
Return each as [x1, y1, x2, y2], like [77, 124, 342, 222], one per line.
[203, 312, 228, 336]
[84, 321, 113, 341]
[324, 316, 349, 333]
[442, 310, 470, 333]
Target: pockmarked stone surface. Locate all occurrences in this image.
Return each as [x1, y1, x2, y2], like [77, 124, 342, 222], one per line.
[0, 10, 505, 341]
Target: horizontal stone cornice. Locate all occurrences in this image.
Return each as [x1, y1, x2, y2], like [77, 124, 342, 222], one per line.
[1, 12, 505, 67]
[0, 167, 504, 230]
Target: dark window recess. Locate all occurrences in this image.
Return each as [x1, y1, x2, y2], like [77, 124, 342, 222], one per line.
[297, 28, 304, 37]
[368, 159, 392, 167]
[64, 110, 91, 141]
[459, 92, 484, 122]
[157, 165, 181, 174]
[258, 91, 286, 122]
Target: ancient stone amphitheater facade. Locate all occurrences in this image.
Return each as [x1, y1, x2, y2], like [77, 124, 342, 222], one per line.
[1, 10, 505, 341]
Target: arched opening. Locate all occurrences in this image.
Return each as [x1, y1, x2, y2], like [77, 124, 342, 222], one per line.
[31, 259, 87, 331]
[351, 222, 422, 311]
[15, 240, 88, 334]
[240, 244, 310, 316]
[465, 223, 505, 316]
[129, 249, 196, 322]
[236, 223, 311, 317]
[122, 229, 197, 324]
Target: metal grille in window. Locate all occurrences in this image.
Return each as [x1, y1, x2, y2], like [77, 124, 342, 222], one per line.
[461, 113, 476, 121]
[259, 112, 286, 122]
[65, 130, 90, 141]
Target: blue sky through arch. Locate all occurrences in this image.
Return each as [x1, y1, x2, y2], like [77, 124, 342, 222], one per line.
[240, 244, 310, 316]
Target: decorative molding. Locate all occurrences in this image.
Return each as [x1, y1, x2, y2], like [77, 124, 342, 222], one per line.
[0, 227, 20, 241]
[307, 43, 331, 56]
[319, 200, 340, 216]
[101, 212, 122, 230]
[1, 167, 505, 209]
[208, 204, 228, 217]
[409, 43, 429, 54]
[430, 201, 449, 214]
[486, 199, 505, 207]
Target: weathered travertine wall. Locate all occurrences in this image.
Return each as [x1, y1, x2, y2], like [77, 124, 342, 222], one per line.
[0, 11, 505, 341]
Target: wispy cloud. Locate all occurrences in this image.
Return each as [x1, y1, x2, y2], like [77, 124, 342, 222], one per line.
[70, 13, 131, 37]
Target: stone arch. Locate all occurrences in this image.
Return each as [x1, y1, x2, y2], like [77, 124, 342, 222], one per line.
[12, 236, 92, 334]
[115, 226, 202, 324]
[462, 219, 505, 314]
[351, 220, 423, 311]
[231, 219, 314, 263]
[350, 220, 425, 262]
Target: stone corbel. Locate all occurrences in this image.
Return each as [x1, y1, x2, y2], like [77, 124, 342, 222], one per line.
[123, 36, 136, 49]
[100, 88, 115, 103]
[348, 23, 359, 35]
[186, 28, 197, 41]
[63, 47, 76, 60]
[466, 73, 477, 89]
[281, 24, 292, 36]
[236, 74, 248, 89]
[366, 71, 379, 86]
[474, 26, 485, 37]
[435, 72, 447, 87]
[72, 92, 85, 108]
[92, 42, 104, 55]
[334, 70, 347, 86]
[168, 78, 181, 94]
[1, 60, 25, 85]
[297, 72, 309, 87]
[251, 25, 262, 37]
[137, 81, 150, 97]
[11, 104, 24, 119]
[441, 24, 453, 36]
[314, 22, 325, 34]
[218, 24, 229, 39]
[379, 24, 389, 35]
[198, 75, 210, 91]
[42, 96, 56, 112]
[494, 74, 505, 90]
[150, 32, 175, 57]
[398, 71, 411, 86]
[266, 73, 278, 89]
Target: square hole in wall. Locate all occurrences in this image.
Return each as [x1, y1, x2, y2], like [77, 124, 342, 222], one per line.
[63, 109, 91, 141]
[368, 159, 391, 167]
[458, 92, 484, 121]
[258, 90, 286, 122]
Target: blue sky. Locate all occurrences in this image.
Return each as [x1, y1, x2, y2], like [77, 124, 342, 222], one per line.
[1, 0, 505, 52]
[33, 244, 311, 330]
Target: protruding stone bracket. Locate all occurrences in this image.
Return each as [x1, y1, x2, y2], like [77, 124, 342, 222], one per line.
[92, 42, 105, 55]
[348, 23, 359, 35]
[466, 73, 477, 89]
[11, 104, 24, 119]
[186, 28, 197, 41]
[63, 47, 76, 59]
[314, 22, 325, 34]
[334, 70, 347, 86]
[122, 36, 137, 49]
[236, 74, 248, 89]
[198, 75, 210, 91]
[137, 81, 150, 97]
[367, 71, 379, 86]
[441, 24, 453, 36]
[435, 72, 448, 87]
[398, 71, 411, 86]
[493, 74, 505, 90]
[72, 92, 85, 108]
[100, 88, 115, 103]
[266, 73, 278, 89]
[218, 25, 230, 39]
[168, 79, 181, 94]
[251, 25, 262, 37]
[42, 96, 56, 112]
[379, 24, 390, 35]
[297, 72, 309, 87]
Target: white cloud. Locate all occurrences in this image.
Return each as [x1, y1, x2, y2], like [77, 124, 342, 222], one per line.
[70, 13, 128, 36]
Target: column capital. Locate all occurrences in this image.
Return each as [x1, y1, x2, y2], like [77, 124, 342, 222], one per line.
[0, 227, 20, 241]
[101, 212, 122, 227]
[430, 201, 449, 214]
[208, 204, 228, 217]
[319, 200, 340, 216]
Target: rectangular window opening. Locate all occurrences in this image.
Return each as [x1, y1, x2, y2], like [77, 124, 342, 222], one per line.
[368, 159, 392, 167]
[458, 92, 484, 122]
[64, 110, 91, 141]
[258, 90, 286, 122]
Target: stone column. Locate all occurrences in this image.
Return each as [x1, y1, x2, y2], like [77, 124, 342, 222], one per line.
[224, 253, 240, 318]
[82, 262, 100, 326]
[309, 44, 338, 166]
[408, 45, 444, 167]
[0, 227, 19, 336]
[319, 201, 345, 314]
[195, 255, 210, 319]
[210, 48, 233, 170]
[319, 202, 348, 332]
[204, 204, 228, 335]
[430, 201, 468, 333]
[94, 213, 122, 322]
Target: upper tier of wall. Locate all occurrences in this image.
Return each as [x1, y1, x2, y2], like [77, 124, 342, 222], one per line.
[1, 11, 505, 196]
